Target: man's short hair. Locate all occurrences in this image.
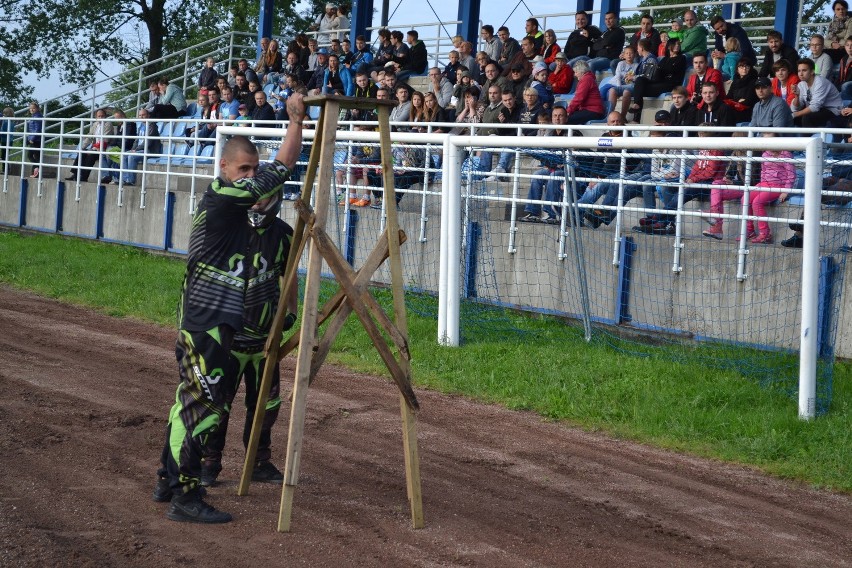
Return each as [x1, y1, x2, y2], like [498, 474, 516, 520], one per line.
[766, 30, 783, 42]
[641, 13, 654, 24]
[671, 86, 688, 97]
[798, 57, 816, 71]
[222, 136, 258, 160]
[772, 59, 794, 74]
[526, 17, 539, 28]
[709, 15, 726, 27]
[605, 11, 618, 19]
[701, 82, 718, 92]
[407, 30, 418, 40]
[482, 25, 494, 35]
[637, 38, 652, 52]
[356, 35, 366, 42]
[693, 52, 707, 62]
[391, 30, 404, 41]
[576, 10, 589, 18]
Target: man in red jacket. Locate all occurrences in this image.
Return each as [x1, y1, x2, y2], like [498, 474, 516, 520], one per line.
[685, 53, 726, 105]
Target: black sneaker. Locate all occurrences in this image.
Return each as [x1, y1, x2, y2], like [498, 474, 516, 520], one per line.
[200, 462, 222, 487]
[541, 213, 561, 225]
[648, 221, 675, 235]
[153, 477, 206, 502]
[166, 491, 232, 524]
[519, 213, 540, 223]
[583, 211, 602, 229]
[781, 234, 804, 249]
[252, 461, 284, 484]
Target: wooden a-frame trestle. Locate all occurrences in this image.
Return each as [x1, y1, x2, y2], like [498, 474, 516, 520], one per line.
[234, 95, 423, 532]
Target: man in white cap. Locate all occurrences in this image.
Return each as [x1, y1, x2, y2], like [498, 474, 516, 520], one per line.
[313, 3, 340, 46]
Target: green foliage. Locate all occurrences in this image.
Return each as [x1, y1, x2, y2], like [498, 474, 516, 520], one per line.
[0, 230, 849, 492]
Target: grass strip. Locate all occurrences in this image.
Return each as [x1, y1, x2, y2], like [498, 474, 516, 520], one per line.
[1, 229, 849, 492]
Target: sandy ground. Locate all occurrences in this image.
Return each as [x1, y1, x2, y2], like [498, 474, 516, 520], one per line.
[0, 285, 850, 567]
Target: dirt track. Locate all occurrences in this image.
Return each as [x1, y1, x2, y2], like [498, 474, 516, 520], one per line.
[0, 285, 850, 567]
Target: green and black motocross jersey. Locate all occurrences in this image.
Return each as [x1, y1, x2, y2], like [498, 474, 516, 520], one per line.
[178, 160, 293, 336]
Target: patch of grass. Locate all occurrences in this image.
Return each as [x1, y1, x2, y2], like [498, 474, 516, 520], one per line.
[1, 230, 850, 492]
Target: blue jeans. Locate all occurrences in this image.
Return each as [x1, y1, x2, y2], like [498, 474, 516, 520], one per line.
[478, 149, 512, 173]
[121, 153, 144, 184]
[588, 57, 612, 73]
[600, 83, 634, 113]
[524, 168, 564, 216]
[596, 173, 656, 223]
[841, 81, 852, 100]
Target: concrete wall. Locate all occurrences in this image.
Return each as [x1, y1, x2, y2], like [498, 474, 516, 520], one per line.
[2, 171, 851, 359]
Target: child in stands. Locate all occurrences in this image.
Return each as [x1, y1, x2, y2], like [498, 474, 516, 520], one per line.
[743, 132, 796, 244]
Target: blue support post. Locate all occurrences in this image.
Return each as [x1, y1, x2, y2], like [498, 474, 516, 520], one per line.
[598, 0, 620, 29]
[55, 182, 65, 232]
[817, 256, 835, 358]
[463, 220, 479, 299]
[350, 0, 375, 40]
[775, 0, 800, 47]
[456, 0, 481, 43]
[95, 185, 106, 239]
[345, 209, 358, 266]
[576, 0, 594, 14]
[18, 180, 27, 227]
[163, 191, 175, 251]
[615, 236, 636, 324]
[258, 0, 273, 58]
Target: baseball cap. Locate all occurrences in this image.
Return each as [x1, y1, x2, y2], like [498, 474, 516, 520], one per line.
[317, 48, 329, 55]
[754, 77, 771, 88]
[654, 110, 672, 123]
[385, 61, 396, 68]
[533, 62, 548, 75]
[238, 104, 247, 110]
[671, 17, 683, 24]
[554, 52, 567, 60]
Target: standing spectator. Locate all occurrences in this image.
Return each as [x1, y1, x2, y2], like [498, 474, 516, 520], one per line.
[588, 12, 626, 73]
[757, 30, 799, 78]
[313, 3, 341, 45]
[565, 60, 605, 124]
[334, 5, 349, 41]
[628, 38, 687, 122]
[548, 52, 575, 95]
[525, 18, 545, 52]
[427, 67, 454, 108]
[150, 77, 187, 119]
[564, 11, 601, 64]
[792, 58, 844, 127]
[750, 77, 794, 129]
[808, 35, 834, 79]
[306, 38, 320, 72]
[771, 59, 800, 109]
[710, 16, 756, 66]
[199, 58, 219, 90]
[481, 25, 502, 62]
[25, 101, 43, 178]
[680, 10, 709, 59]
[497, 27, 521, 68]
[119, 108, 160, 186]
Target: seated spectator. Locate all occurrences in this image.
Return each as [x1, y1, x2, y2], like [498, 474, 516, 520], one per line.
[226, 64, 239, 87]
[528, 62, 554, 109]
[724, 58, 759, 123]
[237, 58, 259, 85]
[827, 0, 852, 52]
[792, 58, 844, 128]
[710, 15, 756, 65]
[149, 77, 187, 119]
[259, 39, 284, 84]
[397, 30, 428, 81]
[519, 105, 573, 223]
[693, 83, 734, 128]
[548, 53, 574, 95]
[199, 57, 218, 90]
[233, 73, 251, 104]
[622, 38, 659, 119]
[102, 109, 137, 185]
[117, 107, 160, 186]
[628, 14, 662, 64]
[450, 70, 475, 108]
[452, 85, 483, 133]
[669, 86, 697, 127]
[443, 51, 462, 85]
[422, 92, 450, 131]
[346, 35, 374, 75]
[601, 45, 639, 115]
[481, 25, 502, 62]
[249, 91, 276, 122]
[836, 37, 852, 99]
[505, 64, 528, 102]
[628, 38, 687, 122]
[541, 30, 562, 68]
[518, 87, 544, 135]
[389, 84, 413, 127]
[253, 36, 270, 75]
[144, 79, 160, 111]
[427, 67, 454, 108]
[771, 59, 799, 109]
[473, 51, 493, 85]
[458, 41, 477, 74]
[321, 53, 351, 95]
[185, 93, 211, 141]
[588, 12, 626, 73]
[497, 27, 521, 69]
[479, 89, 520, 176]
[751, 76, 794, 128]
[564, 11, 601, 65]
[389, 30, 411, 71]
[218, 85, 240, 121]
[409, 91, 426, 126]
[370, 29, 394, 76]
[635, 127, 726, 235]
[809, 35, 834, 79]
[565, 60, 605, 124]
[685, 53, 726, 106]
[758, 30, 799, 78]
[743, 133, 797, 244]
[525, 17, 545, 53]
[306, 48, 331, 93]
[502, 37, 536, 78]
[716, 37, 741, 81]
[667, 17, 685, 42]
[66, 108, 113, 183]
[679, 10, 708, 59]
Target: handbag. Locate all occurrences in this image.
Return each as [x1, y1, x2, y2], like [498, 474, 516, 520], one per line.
[641, 60, 661, 82]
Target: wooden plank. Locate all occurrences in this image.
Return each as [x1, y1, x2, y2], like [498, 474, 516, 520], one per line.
[278, 99, 340, 532]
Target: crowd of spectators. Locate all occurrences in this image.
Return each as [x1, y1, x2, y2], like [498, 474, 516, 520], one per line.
[13, 3, 852, 239]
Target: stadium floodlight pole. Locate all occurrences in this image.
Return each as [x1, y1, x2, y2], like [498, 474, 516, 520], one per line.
[799, 136, 823, 420]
